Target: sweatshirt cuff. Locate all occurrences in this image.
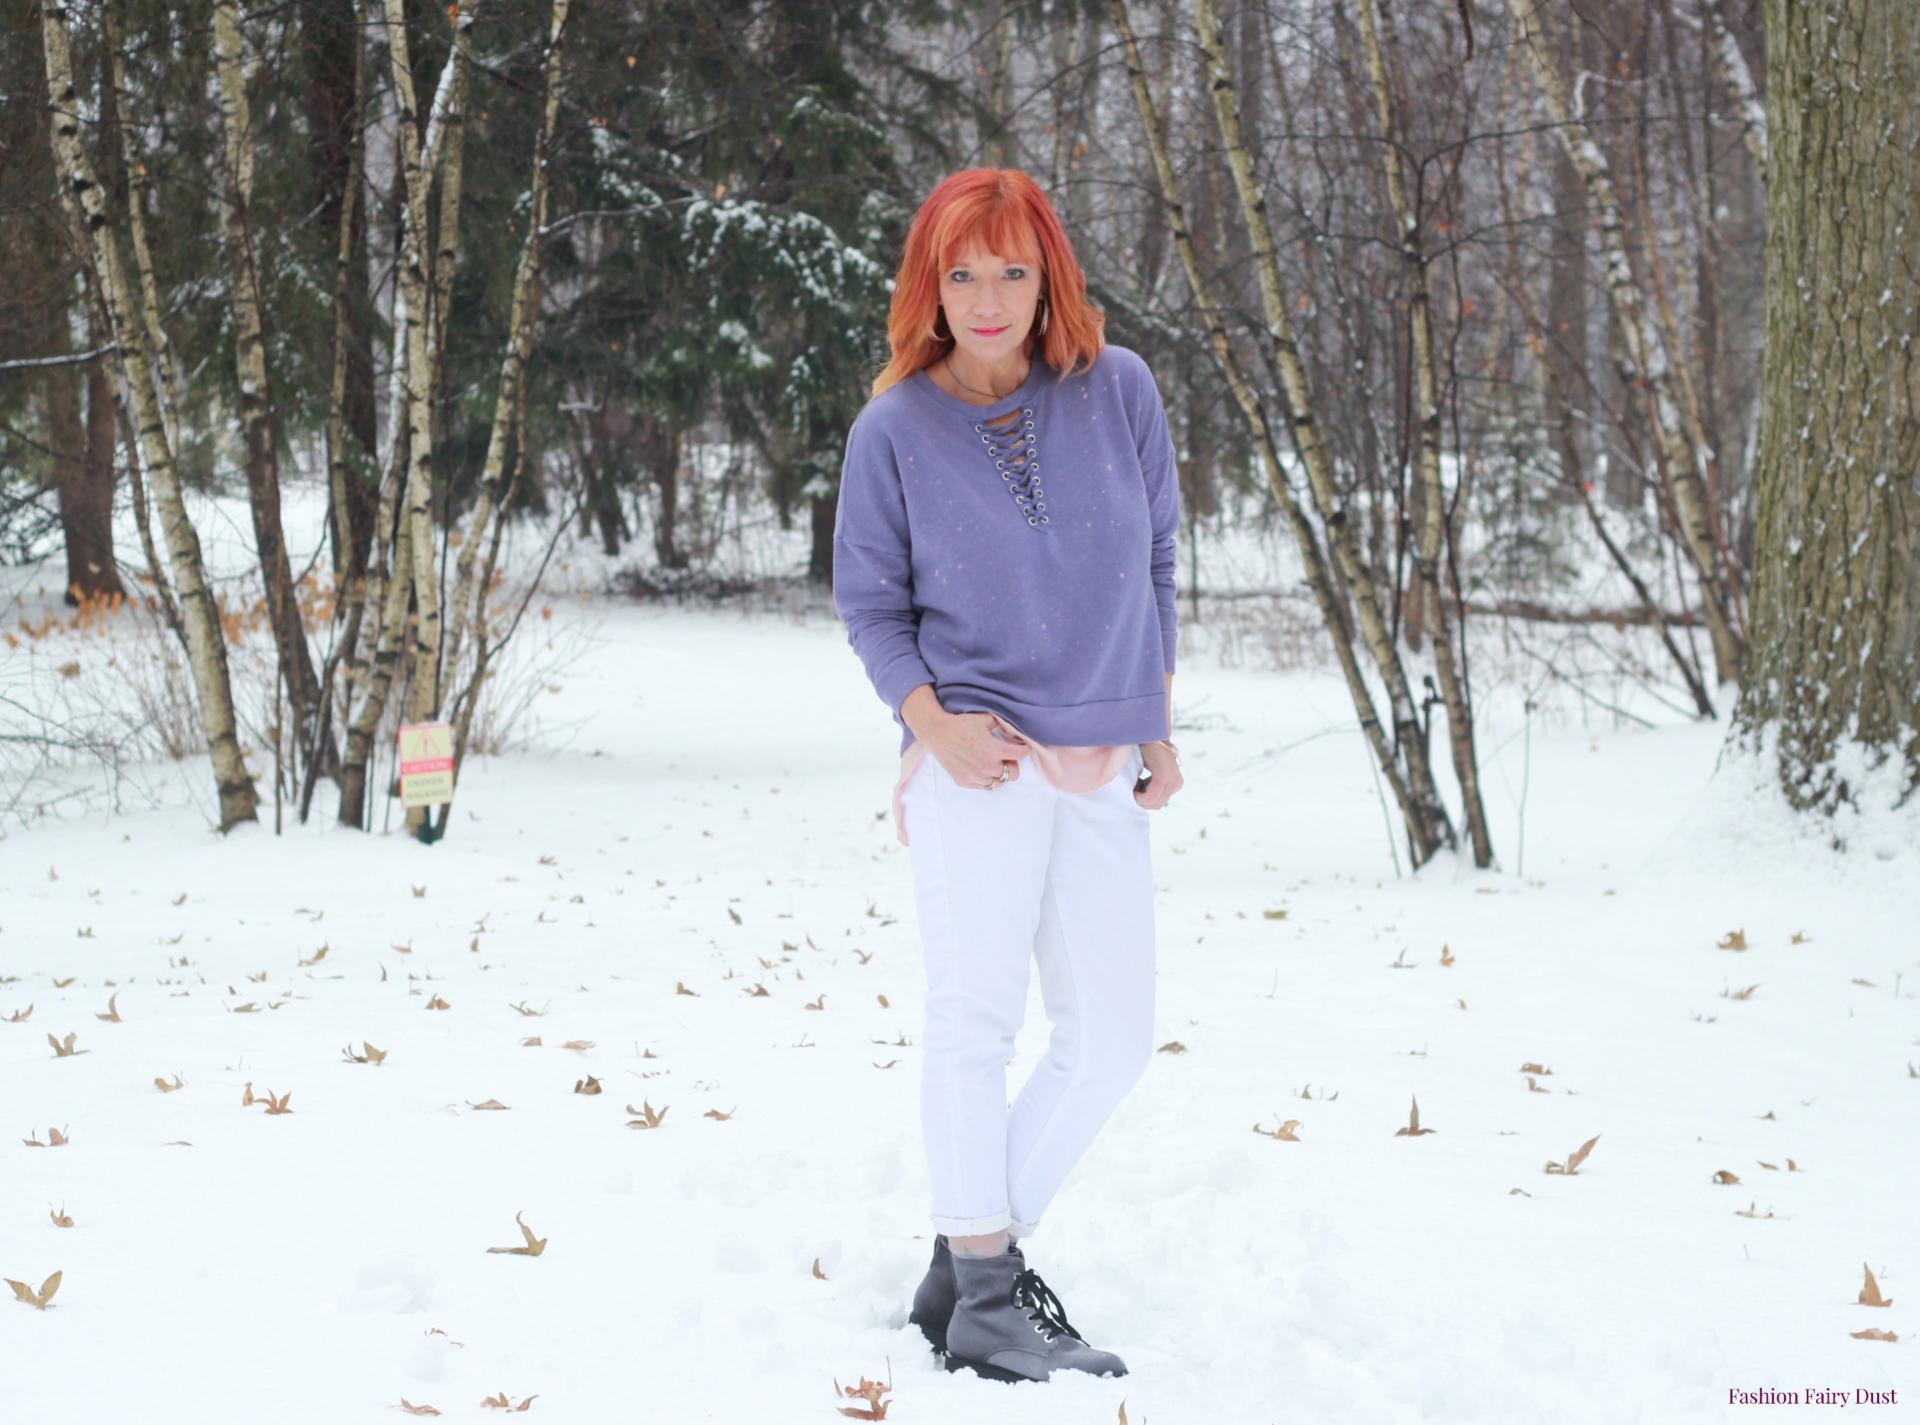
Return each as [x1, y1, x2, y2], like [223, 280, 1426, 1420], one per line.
[877, 656, 936, 718]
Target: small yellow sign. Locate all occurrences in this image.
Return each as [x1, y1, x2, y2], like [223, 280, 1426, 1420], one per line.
[397, 721, 455, 808]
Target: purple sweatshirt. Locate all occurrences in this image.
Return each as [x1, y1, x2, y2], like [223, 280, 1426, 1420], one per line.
[832, 342, 1180, 753]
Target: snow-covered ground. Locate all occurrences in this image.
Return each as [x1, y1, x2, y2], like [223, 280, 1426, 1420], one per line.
[2, 484, 1914, 1424]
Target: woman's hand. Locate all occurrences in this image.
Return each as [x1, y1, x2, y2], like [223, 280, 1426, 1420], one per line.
[1134, 739, 1183, 810]
[925, 710, 1031, 790]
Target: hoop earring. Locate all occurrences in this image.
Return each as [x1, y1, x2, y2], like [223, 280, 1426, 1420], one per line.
[1036, 297, 1050, 336]
[930, 307, 952, 343]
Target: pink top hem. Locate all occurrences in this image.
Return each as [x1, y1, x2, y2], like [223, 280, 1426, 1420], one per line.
[892, 714, 1133, 846]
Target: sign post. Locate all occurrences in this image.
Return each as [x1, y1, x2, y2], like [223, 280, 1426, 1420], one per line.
[396, 721, 455, 842]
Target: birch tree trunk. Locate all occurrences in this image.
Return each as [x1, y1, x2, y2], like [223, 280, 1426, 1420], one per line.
[1730, 0, 1919, 813]
[1181, 0, 1457, 861]
[41, 2, 258, 829]
[307, 0, 370, 819]
[985, 3, 1017, 168]
[427, 10, 474, 431]
[440, 0, 571, 738]
[1507, 0, 1746, 686]
[213, 0, 326, 772]
[330, 11, 464, 833]
[1109, 0, 1449, 867]
[1048, 2, 1085, 222]
[1706, 0, 1767, 186]
[1354, 0, 1494, 868]
[385, 0, 470, 837]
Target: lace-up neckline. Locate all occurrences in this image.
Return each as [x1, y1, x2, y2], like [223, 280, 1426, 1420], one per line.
[1010, 1266, 1084, 1343]
[908, 360, 1054, 529]
[974, 405, 1049, 528]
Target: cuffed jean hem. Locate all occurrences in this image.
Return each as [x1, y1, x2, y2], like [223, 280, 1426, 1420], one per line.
[1009, 1215, 1040, 1240]
[931, 1208, 1013, 1236]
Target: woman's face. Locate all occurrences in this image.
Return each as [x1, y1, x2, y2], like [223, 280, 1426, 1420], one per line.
[938, 243, 1043, 364]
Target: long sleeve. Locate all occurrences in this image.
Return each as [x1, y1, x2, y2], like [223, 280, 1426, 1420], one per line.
[832, 409, 936, 716]
[1124, 353, 1181, 674]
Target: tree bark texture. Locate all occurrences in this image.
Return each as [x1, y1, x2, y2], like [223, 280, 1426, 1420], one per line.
[1354, 0, 1495, 868]
[1110, 0, 1453, 868]
[41, 2, 258, 829]
[213, 0, 326, 769]
[1507, 0, 1747, 686]
[1731, 0, 1919, 812]
[1183, 0, 1458, 863]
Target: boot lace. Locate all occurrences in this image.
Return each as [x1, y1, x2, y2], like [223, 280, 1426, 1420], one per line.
[1009, 1266, 1083, 1343]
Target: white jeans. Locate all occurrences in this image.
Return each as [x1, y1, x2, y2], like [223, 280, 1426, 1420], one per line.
[898, 741, 1157, 1240]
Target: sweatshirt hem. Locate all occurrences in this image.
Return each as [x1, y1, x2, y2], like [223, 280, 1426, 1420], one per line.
[896, 686, 1168, 753]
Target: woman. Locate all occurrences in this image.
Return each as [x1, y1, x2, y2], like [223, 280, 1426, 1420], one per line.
[832, 168, 1184, 1384]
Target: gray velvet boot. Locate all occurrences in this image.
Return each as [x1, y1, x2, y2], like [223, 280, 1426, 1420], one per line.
[942, 1247, 1128, 1382]
[908, 1234, 1021, 1355]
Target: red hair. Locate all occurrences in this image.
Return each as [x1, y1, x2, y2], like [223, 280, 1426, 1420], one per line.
[870, 168, 1104, 399]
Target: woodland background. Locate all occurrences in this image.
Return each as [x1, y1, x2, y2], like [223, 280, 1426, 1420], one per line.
[0, 0, 1913, 847]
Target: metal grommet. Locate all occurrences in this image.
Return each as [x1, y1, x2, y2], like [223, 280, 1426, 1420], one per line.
[1027, 515, 1039, 525]
[1038, 515, 1050, 524]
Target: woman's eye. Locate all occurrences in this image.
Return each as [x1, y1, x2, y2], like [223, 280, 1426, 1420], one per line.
[1007, 267, 1027, 279]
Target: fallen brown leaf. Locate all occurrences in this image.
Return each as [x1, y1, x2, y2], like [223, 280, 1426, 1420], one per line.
[480, 1390, 538, 1411]
[1543, 1134, 1600, 1174]
[4, 1270, 61, 1310]
[626, 1099, 668, 1129]
[832, 1369, 893, 1421]
[1858, 1262, 1892, 1308]
[1394, 1095, 1435, 1136]
[484, 1210, 546, 1257]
